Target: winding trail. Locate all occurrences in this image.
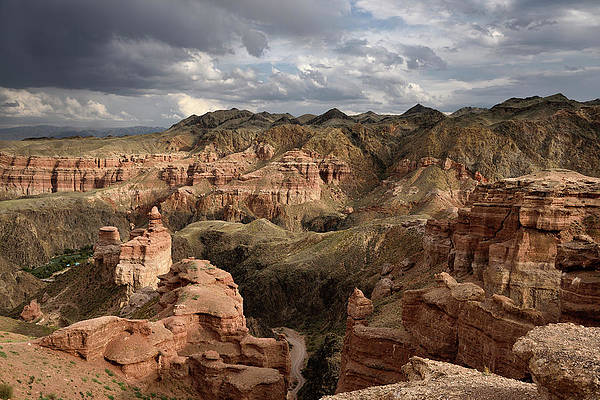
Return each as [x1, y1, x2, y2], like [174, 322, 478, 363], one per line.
[279, 327, 308, 400]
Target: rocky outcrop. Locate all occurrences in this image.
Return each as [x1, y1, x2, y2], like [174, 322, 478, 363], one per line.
[93, 226, 122, 282]
[193, 149, 349, 222]
[20, 298, 42, 322]
[422, 170, 600, 324]
[391, 156, 487, 184]
[39, 258, 291, 399]
[336, 170, 600, 393]
[402, 272, 543, 379]
[514, 323, 600, 400]
[115, 206, 172, 291]
[327, 357, 539, 400]
[0, 152, 182, 198]
[158, 147, 350, 228]
[337, 289, 415, 393]
[445, 170, 600, 320]
[94, 207, 172, 292]
[338, 273, 543, 393]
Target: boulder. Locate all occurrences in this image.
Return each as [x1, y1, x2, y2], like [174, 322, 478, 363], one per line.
[20, 299, 42, 322]
[514, 323, 600, 400]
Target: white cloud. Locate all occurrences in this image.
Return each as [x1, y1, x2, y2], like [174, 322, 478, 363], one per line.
[0, 88, 132, 121]
[170, 93, 224, 116]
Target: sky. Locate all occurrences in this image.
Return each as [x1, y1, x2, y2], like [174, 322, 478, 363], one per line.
[0, 0, 599, 128]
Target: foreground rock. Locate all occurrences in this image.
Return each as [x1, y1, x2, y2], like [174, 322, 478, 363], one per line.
[327, 357, 538, 400]
[39, 258, 291, 400]
[514, 323, 600, 400]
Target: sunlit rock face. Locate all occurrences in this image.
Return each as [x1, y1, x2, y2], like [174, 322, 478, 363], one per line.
[39, 258, 291, 400]
[94, 207, 172, 292]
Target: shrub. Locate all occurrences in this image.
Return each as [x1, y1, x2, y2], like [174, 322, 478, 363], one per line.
[0, 384, 13, 400]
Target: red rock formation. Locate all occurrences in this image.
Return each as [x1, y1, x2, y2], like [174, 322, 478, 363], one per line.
[0, 152, 184, 198]
[402, 273, 544, 379]
[435, 170, 600, 321]
[194, 149, 350, 222]
[391, 156, 487, 183]
[93, 226, 122, 281]
[328, 357, 540, 400]
[20, 299, 42, 322]
[337, 289, 415, 393]
[115, 207, 172, 292]
[336, 170, 600, 393]
[39, 258, 291, 399]
[94, 207, 172, 292]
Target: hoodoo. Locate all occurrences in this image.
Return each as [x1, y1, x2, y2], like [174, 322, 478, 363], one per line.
[94, 206, 172, 292]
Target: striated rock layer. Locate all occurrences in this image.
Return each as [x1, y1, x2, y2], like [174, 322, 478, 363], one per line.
[401, 273, 542, 379]
[0, 152, 182, 198]
[337, 289, 415, 393]
[439, 170, 600, 321]
[39, 258, 291, 400]
[160, 148, 350, 226]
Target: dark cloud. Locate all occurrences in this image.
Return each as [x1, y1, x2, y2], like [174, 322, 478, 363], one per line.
[401, 45, 447, 70]
[0, 0, 599, 127]
[242, 30, 269, 57]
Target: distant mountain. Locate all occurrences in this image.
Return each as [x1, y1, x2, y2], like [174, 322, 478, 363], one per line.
[0, 125, 166, 141]
[307, 108, 354, 125]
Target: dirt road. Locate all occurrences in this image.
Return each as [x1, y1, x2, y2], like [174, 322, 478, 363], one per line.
[279, 327, 308, 400]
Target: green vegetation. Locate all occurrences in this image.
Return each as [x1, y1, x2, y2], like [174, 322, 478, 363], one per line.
[104, 368, 114, 377]
[23, 245, 93, 279]
[0, 316, 54, 338]
[0, 383, 13, 399]
[298, 334, 343, 400]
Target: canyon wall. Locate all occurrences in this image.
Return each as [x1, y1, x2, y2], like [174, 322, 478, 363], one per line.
[0, 152, 183, 198]
[337, 169, 600, 393]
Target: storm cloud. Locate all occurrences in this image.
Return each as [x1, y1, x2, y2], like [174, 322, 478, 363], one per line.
[0, 0, 598, 127]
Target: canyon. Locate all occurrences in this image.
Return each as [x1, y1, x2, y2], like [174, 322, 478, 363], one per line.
[1, 95, 600, 399]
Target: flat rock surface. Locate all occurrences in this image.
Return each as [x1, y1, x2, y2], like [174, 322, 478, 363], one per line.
[325, 357, 538, 400]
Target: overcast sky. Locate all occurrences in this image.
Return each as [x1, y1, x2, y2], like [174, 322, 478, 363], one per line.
[0, 0, 599, 128]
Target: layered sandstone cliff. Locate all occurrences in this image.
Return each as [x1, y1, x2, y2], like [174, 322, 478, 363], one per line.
[332, 325, 600, 399]
[39, 258, 291, 399]
[159, 148, 351, 227]
[0, 152, 183, 198]
[336, 170, 600, 393]
[337, 289, 415, 393]
[429, 169, 600, 321]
